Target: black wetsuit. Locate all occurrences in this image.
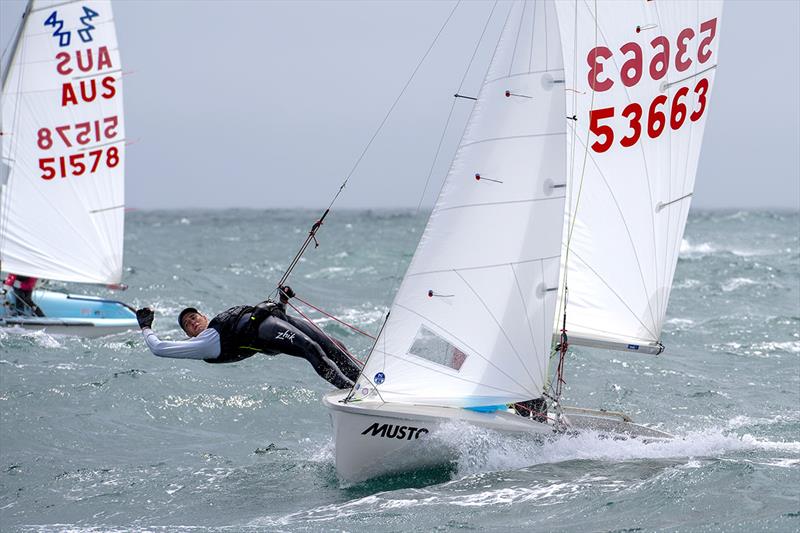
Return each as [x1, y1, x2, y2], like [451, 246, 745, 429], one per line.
[142, 303, 361, 389]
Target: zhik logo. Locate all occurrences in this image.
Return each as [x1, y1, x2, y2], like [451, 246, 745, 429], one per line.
[276, 330, 295, 341]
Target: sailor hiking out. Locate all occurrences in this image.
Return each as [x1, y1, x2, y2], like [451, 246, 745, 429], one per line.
[136, 287, 361, 389]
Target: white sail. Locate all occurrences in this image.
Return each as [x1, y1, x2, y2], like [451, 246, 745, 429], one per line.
[1, 0, 125, 284]
[355, 0, 567, 408]
[553, 0, 723, 353]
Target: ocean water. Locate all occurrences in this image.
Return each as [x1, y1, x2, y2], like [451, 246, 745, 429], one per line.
[1, 209, 798, 532]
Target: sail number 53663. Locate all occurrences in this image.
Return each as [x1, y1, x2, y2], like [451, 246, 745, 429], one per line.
[587, 18, 717, 92]
[590, 77, 708, 153]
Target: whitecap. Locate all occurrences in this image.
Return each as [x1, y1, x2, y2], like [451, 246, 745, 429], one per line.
[721, 277, 757, 292]
[680, 238, 715, 255]
[429, 421, 800, 479]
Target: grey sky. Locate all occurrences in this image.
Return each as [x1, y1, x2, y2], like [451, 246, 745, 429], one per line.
[1, 0, 798, 210]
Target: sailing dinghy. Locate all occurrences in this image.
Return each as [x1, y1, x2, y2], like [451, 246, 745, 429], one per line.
[265, 0, 722, 482]
[0, 0, 136, 337]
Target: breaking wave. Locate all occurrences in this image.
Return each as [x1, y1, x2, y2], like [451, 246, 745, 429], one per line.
[431, 421, 800, 478]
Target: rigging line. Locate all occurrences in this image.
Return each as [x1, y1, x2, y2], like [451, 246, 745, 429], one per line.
[358, 0, 502, 376]
[543, 0, 549, 71]
[292, 294, 376, 340]
[275, 0, 462, 293]
[528, 0, 536, 72]
[509, 0, 527, 78]
[354, 0, 499, 382]
[285, 300, 365, 368]
[412, 0, 500, 234]
[345, 310, 390, 403]
[557, 0, 597, 333]
[559, 0, 659, 341]
[453, 269, 541, 388]
[555, 0, 579, 335]
[393, 302, 534, 393]
[335, 0, 462, 202]
[418, 0, 515, 227]
[408, 0, 500, 261]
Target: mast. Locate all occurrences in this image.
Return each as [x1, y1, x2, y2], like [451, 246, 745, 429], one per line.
[0, 0, 32, 92]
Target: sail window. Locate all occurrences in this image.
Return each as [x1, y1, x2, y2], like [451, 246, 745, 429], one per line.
[407, 326, 467, 371]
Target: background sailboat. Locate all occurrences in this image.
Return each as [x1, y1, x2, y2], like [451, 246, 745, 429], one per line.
[323, 0, 723, 483]
[0, 0, 136, 336]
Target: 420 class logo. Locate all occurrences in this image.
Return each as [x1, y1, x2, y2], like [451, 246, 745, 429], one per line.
[44, 6, 100, 47]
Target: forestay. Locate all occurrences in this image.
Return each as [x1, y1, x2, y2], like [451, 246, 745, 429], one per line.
[554, 1, 724, 354]
[1, 0, 125, 284]
[355, 0, 567, 408]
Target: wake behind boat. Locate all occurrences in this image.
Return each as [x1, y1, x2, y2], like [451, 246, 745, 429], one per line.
[0, 0, 137, 336]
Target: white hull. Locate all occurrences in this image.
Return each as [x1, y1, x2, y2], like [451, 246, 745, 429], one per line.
[0, 317, 137, 338]
[324, 391, 673, 483]
[323, 390, 554, 483]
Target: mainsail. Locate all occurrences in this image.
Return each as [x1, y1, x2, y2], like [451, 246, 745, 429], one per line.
[355, 1, 567, 408]
[554, 1, 724, 354]
[1, 0, 125, 284]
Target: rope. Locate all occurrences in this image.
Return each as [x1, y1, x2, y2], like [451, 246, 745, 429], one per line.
[285, 299, 364, 368]
[360, 0, 501, 383]
[549, 0, 600, 406]
[274, 1, 462, 293]
[292, 294, 376, 340]
[513, 402, 549, 421]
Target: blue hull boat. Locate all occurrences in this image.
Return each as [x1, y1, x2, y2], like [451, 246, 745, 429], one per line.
[1, 286, 137, 338]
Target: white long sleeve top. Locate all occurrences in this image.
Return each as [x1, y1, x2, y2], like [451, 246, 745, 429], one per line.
[141, 327, 221, 360]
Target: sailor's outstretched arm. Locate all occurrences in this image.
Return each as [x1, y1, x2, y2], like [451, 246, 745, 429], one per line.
[141, 328, 221, 360]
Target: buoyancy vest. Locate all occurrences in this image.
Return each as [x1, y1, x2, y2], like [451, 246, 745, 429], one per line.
[204, 302, 280, 364]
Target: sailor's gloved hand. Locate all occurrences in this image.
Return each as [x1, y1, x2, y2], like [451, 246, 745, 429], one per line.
[136, 307, 154, 329]
[279, 285, 295, 303]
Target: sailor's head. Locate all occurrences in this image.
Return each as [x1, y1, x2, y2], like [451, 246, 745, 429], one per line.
[178, 307, 209, 337]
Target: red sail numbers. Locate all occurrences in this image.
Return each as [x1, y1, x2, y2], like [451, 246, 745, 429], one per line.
[56, 45, 117, 107]
[586, 18, 717, 154]
[36, 45, 121, 180]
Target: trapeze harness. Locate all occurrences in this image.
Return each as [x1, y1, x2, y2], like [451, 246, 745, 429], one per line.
[203, 302, 281, 364]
